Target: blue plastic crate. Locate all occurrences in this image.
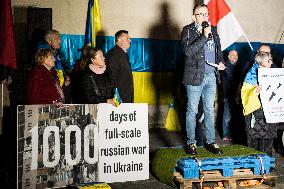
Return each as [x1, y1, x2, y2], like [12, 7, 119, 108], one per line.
[231, 154, 275, 175]
[176, 155, 275, 179]
[176, 158, 199, 179]
[176, 157, 234, 179]
[203, 158, 234, 177]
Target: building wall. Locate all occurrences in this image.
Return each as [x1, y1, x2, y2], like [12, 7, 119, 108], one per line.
[10, 0, 284, 129]
[12, 0, 284, 43]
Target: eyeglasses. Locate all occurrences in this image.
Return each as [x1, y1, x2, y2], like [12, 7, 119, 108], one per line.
[195, 13, 209, 17]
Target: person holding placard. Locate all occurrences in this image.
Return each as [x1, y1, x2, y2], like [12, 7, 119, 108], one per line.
[105, 30, 134, 103]
[241, 52, 277, 155]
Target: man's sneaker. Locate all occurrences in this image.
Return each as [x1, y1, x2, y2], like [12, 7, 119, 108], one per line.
[185, 143, 197, 155]
[206, 143, 223, 155]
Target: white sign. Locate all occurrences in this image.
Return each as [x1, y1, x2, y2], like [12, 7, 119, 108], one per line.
[97, 103, 149, 183]
[258, 68, 284, 123]
[17, 104, 149, 189]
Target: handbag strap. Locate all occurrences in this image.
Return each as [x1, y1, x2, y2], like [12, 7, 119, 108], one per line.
[89, 74, 100, 96]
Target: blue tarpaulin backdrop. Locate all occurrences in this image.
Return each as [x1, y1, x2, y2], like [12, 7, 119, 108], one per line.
[60, 34, 284, 70]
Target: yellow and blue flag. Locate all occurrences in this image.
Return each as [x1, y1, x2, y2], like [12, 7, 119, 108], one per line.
[85, 0, 102, 47]
[241, 63, 262, 116]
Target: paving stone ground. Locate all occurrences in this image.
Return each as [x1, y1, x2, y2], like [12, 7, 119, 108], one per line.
[1, 125, 283, 188]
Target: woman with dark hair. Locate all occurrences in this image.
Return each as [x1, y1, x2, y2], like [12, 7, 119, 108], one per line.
[70, 45, 91, 103]
[27, 48, 64, 105]
[241, 52, 277, 155]
[82, 47, 115, 105]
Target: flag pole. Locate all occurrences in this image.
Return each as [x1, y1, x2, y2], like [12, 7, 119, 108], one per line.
[242, 31, 254, 51]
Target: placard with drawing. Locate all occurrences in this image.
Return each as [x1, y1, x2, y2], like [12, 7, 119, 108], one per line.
[258, 68, 284, 123]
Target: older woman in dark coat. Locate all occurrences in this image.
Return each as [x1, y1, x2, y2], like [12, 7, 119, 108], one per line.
[82, 47, 115, 105]
[241, 52, 277, 155]
[27, 49, 64, 105]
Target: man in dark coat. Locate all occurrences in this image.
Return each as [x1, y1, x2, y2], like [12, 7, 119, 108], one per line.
[181, 3, 225, 155]
[221, 50, 239, 141]
[105, 30, 134, 103]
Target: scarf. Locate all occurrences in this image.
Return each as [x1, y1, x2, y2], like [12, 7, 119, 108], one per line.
[89, 64, 106, 74]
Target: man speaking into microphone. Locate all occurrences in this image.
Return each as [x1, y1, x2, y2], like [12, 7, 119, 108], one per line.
[181, 3, 225, 155]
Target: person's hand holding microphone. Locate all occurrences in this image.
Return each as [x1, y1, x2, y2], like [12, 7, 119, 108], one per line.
[202, 21, 212, 40]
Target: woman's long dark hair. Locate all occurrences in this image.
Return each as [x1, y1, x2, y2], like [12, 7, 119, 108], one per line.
[81, 47, 102, 70]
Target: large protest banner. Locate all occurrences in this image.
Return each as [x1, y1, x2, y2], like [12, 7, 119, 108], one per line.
[258, 68, 284, 123]
[17, 104, 148, 188]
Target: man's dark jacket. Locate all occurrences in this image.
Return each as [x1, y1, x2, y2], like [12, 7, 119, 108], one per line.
[221, 60, 238, 98]
[181, 22, 224, 86]
[105, 45, 134, 103]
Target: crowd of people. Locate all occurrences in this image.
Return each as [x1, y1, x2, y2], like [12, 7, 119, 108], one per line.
[26, 3, 284, 157]
[181, 3, 284, 156]
[27, 29, 133, 106]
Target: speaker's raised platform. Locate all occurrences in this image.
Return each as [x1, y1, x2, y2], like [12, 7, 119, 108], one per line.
[174, 170, 277, 189]
[177, 154, 275, 179]
[152, 145, 276, 188]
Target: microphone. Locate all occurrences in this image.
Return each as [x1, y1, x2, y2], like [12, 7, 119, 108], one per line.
[202, 21, 212, 40]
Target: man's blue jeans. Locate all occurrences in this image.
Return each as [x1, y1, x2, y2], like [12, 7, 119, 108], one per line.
[222, 97, 231, 138]
[186, 73, 216, 144]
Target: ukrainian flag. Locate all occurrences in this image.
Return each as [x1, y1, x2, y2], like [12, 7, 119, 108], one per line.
[85, 0, 102, 47]
[113, 88, 122, 107]
[241, 63, 262, 116]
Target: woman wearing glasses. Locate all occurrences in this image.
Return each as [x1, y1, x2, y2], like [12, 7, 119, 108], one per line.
[181, 3, 225, 155]
[241, 52, 277, 155]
